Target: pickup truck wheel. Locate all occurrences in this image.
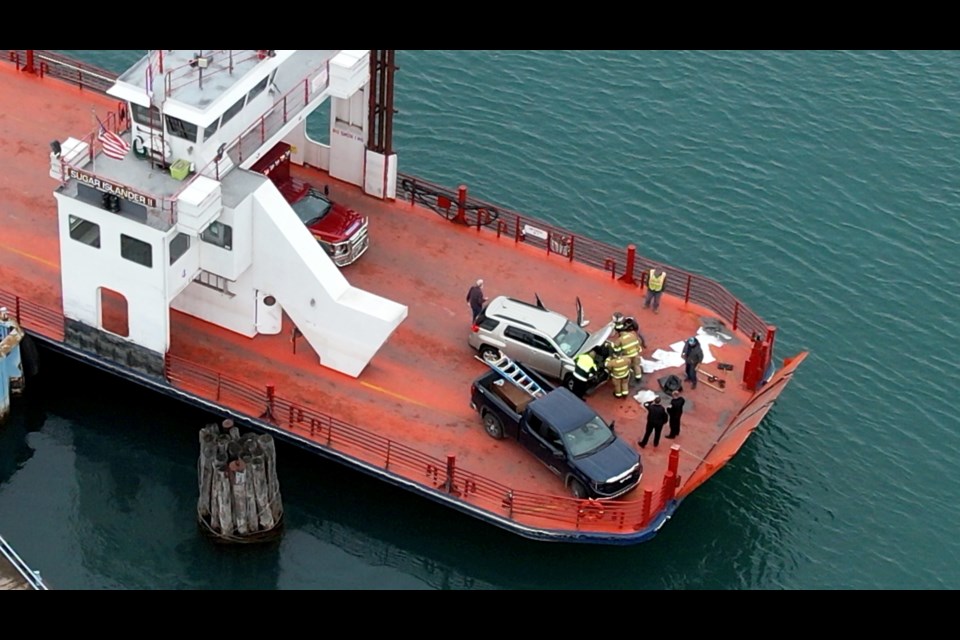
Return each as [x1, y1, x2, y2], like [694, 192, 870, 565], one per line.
[563, 374, 577, 393]
[482, 412, 505, 440]
[478, 345, 500, 362]
[569, 478, 589, 499]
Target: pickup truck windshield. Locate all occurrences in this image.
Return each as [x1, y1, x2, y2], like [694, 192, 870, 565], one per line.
[563, 416, 615, 458]
[291, 192, 332, 227]
[554, 321, 589, 358]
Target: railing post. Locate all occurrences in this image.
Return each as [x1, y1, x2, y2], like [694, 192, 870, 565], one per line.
[444, 454, 457, 493]
[264, 384, 276, 421]
[732, 302, 740, 332]
[661, 469, 677, 504]
[668, 444, 680, 477]
[641, 488, 653, 524]
[684, 274, 692, 304]
[455, 185, 468, 225]
[24, 50, 36, 75]
[618, 244, 638, 285]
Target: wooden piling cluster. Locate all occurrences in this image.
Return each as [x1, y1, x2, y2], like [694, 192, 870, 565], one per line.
[197, 419, 283, 543]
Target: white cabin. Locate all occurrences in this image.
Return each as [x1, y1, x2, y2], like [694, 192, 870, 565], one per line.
[50, 50, 405, 378]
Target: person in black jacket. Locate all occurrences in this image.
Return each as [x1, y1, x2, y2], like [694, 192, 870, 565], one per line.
[666, 390, 685, 439]
[638, 396, 669, 448]
[466, 279, 487, 323]
[681, 336, 704, 389]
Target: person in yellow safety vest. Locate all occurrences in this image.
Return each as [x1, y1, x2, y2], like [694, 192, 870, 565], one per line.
[571, 351, 598, 399]
[644, 268, 667, 313]
[604, 348, 632, 398]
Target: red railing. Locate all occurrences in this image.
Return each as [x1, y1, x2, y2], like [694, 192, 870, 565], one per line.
[2, 286, 681, 537]
[4, 50, 116, 93]
[398, 176, 774, 364]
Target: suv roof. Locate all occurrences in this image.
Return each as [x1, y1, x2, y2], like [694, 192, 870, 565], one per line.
[483, 296, 568, 336]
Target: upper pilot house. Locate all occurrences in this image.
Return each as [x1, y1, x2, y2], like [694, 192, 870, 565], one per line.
[49, 49, 405, 379]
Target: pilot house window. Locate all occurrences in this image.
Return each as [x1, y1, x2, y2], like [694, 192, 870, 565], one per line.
[165, 115, 199, 142]
[248, 76, 269, 102]
[221, 96, 246, 126]
[131, 103, 163, 129]
[201, 221, 233, 251]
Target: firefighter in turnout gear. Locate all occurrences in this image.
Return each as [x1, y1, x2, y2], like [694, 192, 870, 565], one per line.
[604, 344, 632, 398]
[617, 323, 643, 381]
[612, 311, 644, 381]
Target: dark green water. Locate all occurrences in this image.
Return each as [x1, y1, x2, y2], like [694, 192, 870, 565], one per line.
[2, 50, 958, 589]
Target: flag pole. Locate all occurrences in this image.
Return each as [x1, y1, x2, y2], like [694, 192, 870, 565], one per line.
[91, 108, 97, 172]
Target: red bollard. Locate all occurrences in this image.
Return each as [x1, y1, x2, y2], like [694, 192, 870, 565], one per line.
[455, 185, 468, 225]
[668, 445, 681, 477]
[618, 244, 638, 286]
[661, 469, 677, 503]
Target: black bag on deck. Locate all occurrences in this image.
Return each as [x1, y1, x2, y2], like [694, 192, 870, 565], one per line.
[659, 374, 683, 394]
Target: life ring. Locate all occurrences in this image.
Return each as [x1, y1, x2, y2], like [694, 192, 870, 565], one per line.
[578, 500, 605, 522]
[133, 136, 147, 159]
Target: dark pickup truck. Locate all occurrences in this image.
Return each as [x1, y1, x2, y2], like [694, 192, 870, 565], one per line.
[470, 362, 642, 500]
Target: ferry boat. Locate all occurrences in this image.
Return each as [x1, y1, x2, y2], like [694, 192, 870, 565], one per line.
[0, 50, 807, 545]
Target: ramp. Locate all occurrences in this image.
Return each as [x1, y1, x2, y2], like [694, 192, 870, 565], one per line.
[250, 184, 406, 377]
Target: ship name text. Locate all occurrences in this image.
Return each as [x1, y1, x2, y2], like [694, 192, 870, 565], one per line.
[68, 167, 158, 208]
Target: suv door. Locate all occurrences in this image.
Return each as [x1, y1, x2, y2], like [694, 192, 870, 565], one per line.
[503, 326, 565, 379]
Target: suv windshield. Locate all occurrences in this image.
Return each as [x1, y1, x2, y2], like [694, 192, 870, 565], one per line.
[553, 321, 589, 357]
[563, 416, 615, 458]
[291, 191, 332, 226]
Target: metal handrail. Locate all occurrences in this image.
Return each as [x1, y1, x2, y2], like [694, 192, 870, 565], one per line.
[0, 534, 48, 590]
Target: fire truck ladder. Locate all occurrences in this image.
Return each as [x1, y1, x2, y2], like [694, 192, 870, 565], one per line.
[476, 353, 547, 399]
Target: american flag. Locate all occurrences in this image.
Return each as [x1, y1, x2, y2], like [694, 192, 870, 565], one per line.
[98, 120, 130, 160]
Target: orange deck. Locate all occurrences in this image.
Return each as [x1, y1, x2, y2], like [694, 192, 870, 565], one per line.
[0, 57, 806, 542]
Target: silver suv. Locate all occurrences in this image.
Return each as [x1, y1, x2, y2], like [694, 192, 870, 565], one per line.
[468, 296, 613, 392]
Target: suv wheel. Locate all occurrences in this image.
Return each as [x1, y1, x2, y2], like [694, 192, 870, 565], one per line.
[482, 412, 505, 440]
[478, 345, 501, 362]
[563, 374, 577, 393]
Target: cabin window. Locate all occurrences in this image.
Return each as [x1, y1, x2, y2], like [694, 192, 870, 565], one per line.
[121, 234, 153, 268]
[221, 96, 246, 126]
[169, 233, 190, 265]
[202, 118, 220, 142]
[131, 103, 163, 129]
[201, 221, 233, 251]
[68, 215, 101, 248]
[166, 115, 199, 143]
[248, 76, 269, 102]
